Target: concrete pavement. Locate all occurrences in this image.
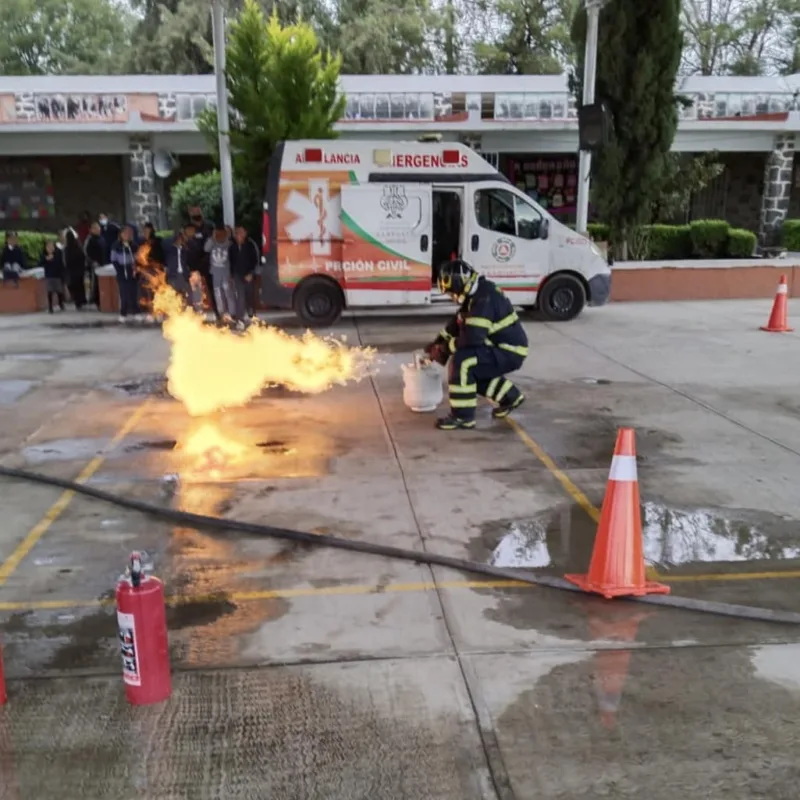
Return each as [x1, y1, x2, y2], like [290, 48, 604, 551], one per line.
[0, 299, 799, 798]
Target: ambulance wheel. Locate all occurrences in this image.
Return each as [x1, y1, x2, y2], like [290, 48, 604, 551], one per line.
[293, 277, 344, 328]
[537, 274, 586, 322]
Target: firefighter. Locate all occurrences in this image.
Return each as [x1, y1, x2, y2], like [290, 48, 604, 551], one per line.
[424, 259, 528, 430]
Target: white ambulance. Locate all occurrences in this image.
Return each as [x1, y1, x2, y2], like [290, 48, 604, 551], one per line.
[260, 140, 611, 326]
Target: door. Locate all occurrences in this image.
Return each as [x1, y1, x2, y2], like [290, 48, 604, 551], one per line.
[340, 183, 433, 307]
[466, 183, 549, 304]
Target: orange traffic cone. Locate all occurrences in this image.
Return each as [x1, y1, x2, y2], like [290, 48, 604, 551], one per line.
[565, 428, 670, 599]
[760, 274, 793, 333]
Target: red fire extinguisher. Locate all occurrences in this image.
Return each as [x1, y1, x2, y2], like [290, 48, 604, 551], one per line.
[115, 551, 171, 705]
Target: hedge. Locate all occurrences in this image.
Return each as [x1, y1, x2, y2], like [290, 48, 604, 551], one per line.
[782, 220, 800, 252]
[584, 220, 756, 260]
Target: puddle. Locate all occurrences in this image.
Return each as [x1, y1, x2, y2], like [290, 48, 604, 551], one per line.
[23, 436, 111, 464]
[125, 439, 178, 452]
[108, 375, 170, 398]
[167, 596, 238, 630]
[752, 644, 800, 694]
[0, 379, 35, 404]
[477, 501, 800, 575]
[0, 352, 61, 361]
[576, 377, 613, 385]
[643, 502, 800, 567]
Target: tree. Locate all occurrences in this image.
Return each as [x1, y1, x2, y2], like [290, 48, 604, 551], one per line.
[334, 0, 439, 74]
[681, 0, 800, 76]
[572, 0, 683, 249]
[0, 0, 134, 75]
[474, 0, 576, 75]
[189, 0, 345, 231]
[128, 0, 336, 75]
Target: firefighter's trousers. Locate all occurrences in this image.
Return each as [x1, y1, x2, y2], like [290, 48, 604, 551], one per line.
[448, 347, 524, 420]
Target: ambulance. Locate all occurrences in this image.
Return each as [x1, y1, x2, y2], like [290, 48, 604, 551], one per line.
[260, 140, 611, 327]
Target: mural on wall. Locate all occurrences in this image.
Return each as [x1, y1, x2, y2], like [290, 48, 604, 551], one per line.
[20, 94, 128, 122]
[509, 156, 579, 218]
[0, 163, 56, 220]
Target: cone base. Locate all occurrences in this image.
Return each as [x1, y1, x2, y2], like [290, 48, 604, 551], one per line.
[565, 573, 671, 599]
[760, 325, 794, 332]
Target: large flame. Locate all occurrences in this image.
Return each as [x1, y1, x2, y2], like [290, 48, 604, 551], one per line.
[152, 279, 375, 417]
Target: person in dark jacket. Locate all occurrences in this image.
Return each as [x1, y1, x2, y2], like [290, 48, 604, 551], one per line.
[164, 227, 203, 312]
[229, 225, 259, 321]
[40, 240, 66, 313]
[137, 222, 166, 318]
[97, 213, 121, 253]
[84, 221, 107, 308]
[186, 206, 218, 319]
[2, 231, 27, 286]
[110, 226, 139, 322]
[424, 259, 528, 431]
[64, 229, 87, 309]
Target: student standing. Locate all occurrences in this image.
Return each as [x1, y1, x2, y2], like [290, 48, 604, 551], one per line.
[204, 223, 236, 322]
[229, 225, 259, 322]
[64, 229, 87, 309]
[40, 240, 66, 313]
[110, 226, 139, 322]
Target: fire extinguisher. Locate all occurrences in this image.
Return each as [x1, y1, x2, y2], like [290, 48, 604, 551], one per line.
[115, 551, 171, 705]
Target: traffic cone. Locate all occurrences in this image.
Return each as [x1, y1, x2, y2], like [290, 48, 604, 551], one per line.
[565, 428, 670, 599]
[760, 274, 793, 333]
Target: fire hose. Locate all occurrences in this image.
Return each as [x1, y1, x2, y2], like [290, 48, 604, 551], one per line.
[1, 464, 800, 625]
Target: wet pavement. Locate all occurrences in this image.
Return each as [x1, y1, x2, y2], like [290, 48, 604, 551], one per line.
[1, 301, 800, 798]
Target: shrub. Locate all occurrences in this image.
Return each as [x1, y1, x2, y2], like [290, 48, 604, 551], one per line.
[782, 219, 800, 252]
[726, 228, 757, 258]
[689, 219, 730, 258]
[644, 224, 692, 260]
[1, 231, 58, 266]
[587, 223, 610, 241]
[169, 170, 261, 238]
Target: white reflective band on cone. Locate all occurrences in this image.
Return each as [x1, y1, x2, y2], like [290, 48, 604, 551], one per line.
[778, 284, 788, 295]
[608, 454, 637, 482]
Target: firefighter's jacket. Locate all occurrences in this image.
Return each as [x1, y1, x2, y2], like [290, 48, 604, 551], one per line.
[433, 276, 529, 359]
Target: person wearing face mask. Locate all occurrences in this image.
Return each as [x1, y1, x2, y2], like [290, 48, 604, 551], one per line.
[423, 259, 528, 431]
[97, 213, 121, 254]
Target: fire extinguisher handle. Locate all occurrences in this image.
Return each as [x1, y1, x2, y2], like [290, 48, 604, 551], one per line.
[130, 551, 142, 588]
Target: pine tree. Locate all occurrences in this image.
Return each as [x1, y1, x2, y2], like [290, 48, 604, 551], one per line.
[572, 0, 683, 246]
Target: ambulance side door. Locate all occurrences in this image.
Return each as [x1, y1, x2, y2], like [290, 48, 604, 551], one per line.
[339, 183, 433, 306]
[465, 183, 549, 304]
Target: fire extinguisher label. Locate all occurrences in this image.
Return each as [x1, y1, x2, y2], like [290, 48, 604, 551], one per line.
[117, 611, 141, 686]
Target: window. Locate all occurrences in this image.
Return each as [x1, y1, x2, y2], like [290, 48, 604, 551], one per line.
[474, 189, 542, 240]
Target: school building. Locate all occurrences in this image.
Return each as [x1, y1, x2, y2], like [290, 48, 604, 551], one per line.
[0, 73, 797, 244]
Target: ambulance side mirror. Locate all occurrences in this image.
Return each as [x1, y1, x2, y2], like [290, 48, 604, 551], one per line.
[539, 219, 549, 241]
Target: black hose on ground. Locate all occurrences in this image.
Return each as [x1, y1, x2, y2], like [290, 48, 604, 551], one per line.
[1, 464, 800, 625]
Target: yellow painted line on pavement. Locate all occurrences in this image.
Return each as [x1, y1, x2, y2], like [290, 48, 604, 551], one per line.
[0, 399, 152, 587]
[505, 417, 800, 585]
[0, 579, 530, 612]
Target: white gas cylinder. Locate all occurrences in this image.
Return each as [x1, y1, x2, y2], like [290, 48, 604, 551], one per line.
[401, 352, 444, 412]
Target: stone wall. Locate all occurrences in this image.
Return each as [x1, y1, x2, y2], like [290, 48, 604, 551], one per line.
[128, 134, 160, 226]
[758, 133, 795, 247]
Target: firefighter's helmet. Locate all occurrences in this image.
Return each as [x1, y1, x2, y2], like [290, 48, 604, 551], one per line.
[437, 259, 477, 300]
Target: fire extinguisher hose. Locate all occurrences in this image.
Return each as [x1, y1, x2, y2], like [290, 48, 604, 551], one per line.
[1, 464, 800, 625]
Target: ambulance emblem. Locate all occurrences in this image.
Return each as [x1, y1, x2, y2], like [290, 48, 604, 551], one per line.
[381, 185, 408, 219]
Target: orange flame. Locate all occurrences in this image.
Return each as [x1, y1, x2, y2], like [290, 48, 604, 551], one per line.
[151, 279, 375, 417]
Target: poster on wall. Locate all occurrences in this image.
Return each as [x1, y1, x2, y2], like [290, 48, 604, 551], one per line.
[0, 163, 56, 220]
[32, 94, 128, 122]
[510, 157, 579, 220]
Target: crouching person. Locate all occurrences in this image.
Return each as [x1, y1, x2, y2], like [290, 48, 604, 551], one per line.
[424, 259, 527, 431]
